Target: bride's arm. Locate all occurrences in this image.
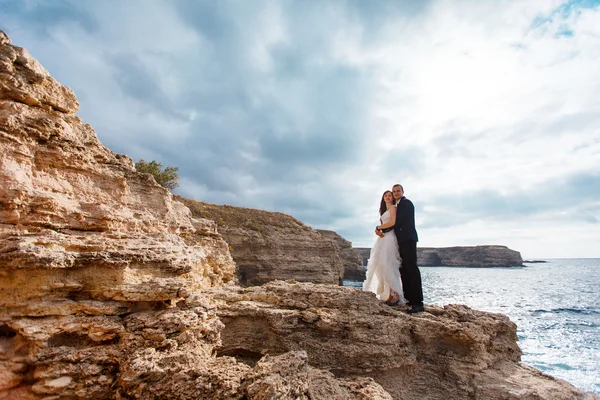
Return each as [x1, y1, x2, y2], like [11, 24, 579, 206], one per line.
[376, 207, 396, 230]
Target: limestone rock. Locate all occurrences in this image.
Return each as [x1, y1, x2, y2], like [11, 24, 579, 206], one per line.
[0, 30, 234, 398]
[355, 247, 371, 266]
[241, 350, 392, 400]
[200, 281, 598, 400]
[356, 246, 523, 268]
[0, 32, 78, 114]
[419, 245, 523, 267]
[3, 299, 384, 399]
[318, 229, 365, 280]
[0, 31, 235, 318]
[242, 351, 310, 399]
[180, 197, 344, 286]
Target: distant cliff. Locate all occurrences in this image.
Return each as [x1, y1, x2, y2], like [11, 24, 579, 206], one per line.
[419, 245, 523, 267]
[179, 197, 344, 286]
[317, 230, 366, 280]
[355, 245, 523, 267]
[355, 248, 372, 266]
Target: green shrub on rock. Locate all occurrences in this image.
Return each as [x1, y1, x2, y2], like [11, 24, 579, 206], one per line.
[135, 159, 179, 190]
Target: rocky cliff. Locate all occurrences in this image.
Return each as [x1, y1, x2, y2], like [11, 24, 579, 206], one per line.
[355, 247, 372, 266]
[317, 229, 365, 280]
[356, 246, 523, 268]
[179, 197, 344, 286]
[419, 245, 523, 267]
[204, 282, 597, 400]
[1, 31, 597, 400]
[0, 30, 234, 398]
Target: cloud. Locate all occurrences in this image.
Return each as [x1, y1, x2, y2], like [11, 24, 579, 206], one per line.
[0, 0, 98, 35]
[420, 169, 600, 227]
[1, 0, 599, 257]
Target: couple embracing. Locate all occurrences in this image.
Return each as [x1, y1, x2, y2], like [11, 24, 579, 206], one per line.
[363, 184, 425, 314]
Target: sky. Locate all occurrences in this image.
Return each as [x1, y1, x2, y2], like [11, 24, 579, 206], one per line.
[1, 0, 599, 258]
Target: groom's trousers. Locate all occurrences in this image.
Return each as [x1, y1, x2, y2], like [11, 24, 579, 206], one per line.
[399, 240, 424, 306]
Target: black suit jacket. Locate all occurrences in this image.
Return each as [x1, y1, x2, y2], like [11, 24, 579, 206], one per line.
[394, 196, 418, 243]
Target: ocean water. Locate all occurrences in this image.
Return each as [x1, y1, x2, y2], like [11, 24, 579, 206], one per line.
[344, 258, 600, 394]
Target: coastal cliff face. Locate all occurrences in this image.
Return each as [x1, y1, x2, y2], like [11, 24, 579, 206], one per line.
[355, 247, 372, 266]
[317, 229, 365, 280]
[0, 32, 235, 308]
[1, 32, 597, 400]
[419, 245, 523, 267]
[0, 31, 236, 398]
[356, 246, 523, 268]
[179, 197, 344, 286]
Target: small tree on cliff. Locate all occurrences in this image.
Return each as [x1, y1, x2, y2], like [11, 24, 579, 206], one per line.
[135, 159, 179, 190]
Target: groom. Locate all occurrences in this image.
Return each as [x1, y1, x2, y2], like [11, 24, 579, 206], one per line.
[391, 184, 424, 313]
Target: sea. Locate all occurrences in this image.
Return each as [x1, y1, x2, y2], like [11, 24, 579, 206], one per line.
[344, 258, 600, 395]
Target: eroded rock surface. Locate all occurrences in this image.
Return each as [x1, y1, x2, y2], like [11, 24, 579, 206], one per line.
[318, 229, 365, 280]
[202, 281, 598, 400]
[0, 30, 234, 398]
[180, 197, 344, 286]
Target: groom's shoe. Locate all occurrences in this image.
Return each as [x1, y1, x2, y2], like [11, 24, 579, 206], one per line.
[407, 304, 425, 314]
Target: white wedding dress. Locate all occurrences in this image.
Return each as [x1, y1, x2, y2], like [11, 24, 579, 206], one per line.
[363, 210, 405, 303]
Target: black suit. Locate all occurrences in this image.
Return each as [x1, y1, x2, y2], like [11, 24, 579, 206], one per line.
[394, 196, 423, 306]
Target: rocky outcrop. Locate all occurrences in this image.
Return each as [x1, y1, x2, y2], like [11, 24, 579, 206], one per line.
[355, 247, 371, 266]
[317, 229, 365, 280]
[419, 245, 523, 267]
[0, 31, 233, 398]
[179, 197, 344, 286]
[1, 31, 597, 400]
[355, 246, 523, 268]
[203, 281, 597, 400]
[0, 35, 235, 310]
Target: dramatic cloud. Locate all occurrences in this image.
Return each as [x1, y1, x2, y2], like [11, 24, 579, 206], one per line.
[1, 0, 599, 257]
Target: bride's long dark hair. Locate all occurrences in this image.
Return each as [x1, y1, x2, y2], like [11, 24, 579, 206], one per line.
[379, 190, 393, 216]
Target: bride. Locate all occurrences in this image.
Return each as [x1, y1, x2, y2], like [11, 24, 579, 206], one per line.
[363, 190, 405, 306]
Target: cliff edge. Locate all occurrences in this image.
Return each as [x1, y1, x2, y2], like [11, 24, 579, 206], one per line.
[317, 229, 365, 280]
[179, 197, 344, 286]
